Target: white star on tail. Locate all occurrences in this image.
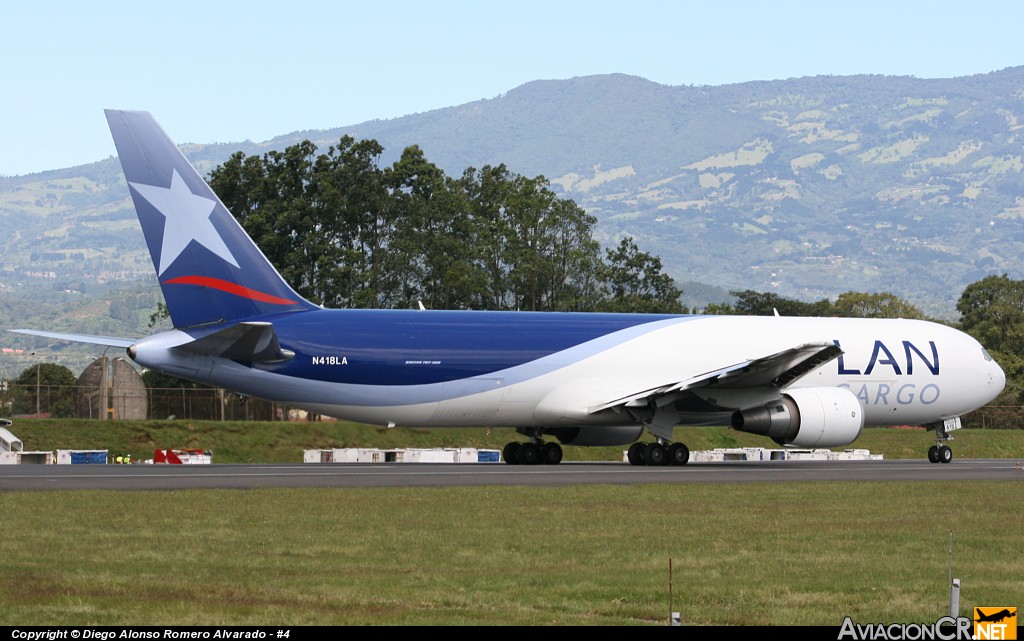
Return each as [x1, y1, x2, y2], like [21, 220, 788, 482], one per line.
[129, 169, 240, 275]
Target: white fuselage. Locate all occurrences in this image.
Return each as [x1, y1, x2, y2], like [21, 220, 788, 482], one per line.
[131, 315, 1005, 431]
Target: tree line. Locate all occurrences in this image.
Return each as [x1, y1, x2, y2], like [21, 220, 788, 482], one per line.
[208, 138, 683, 314]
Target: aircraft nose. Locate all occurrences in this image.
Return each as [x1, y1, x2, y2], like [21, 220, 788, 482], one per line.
[990, 357, 1006, 395]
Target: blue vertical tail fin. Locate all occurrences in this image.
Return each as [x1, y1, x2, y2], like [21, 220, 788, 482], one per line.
[105, 109, 319, 329]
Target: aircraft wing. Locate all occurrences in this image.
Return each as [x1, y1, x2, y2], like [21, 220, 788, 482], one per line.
[588, 341, 843, 414]
[8, 329, 136, 349]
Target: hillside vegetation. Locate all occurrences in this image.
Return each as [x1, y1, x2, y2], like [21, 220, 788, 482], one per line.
[3, 69, 1024, 347]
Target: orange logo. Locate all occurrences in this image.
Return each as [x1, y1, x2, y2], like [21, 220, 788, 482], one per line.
[974, 607, 1017, 640]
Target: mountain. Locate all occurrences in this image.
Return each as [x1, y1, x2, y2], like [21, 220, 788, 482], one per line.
[2, 69, 1023, 375]
[332, 70, 1024, 318]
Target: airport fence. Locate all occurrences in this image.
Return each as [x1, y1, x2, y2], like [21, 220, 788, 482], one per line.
[0, 383, 294, 421]
[1, 382, 1023, 428]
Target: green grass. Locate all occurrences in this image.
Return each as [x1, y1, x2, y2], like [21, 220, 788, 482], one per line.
[9, 418, 1024, 463]
[0, 483, 1020, 626]
[2, 420, 1022, 625]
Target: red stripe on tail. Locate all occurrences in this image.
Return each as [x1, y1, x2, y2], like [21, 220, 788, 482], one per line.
[164, 275, 298, 305]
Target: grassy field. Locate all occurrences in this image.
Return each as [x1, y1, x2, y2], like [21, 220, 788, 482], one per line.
[8, 418, 1024, 463]
[1, 419, 1022, 626]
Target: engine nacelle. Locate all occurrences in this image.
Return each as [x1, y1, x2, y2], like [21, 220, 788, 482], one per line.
[730, 387, 863, 448]
[546, 425, 645, 447]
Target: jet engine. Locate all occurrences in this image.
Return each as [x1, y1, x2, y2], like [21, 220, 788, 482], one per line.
[730, 387, 863, 448]
[546, 425, 646, 447]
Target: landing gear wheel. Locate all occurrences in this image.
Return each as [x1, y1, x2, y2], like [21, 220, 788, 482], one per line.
[520, 442, 540, 465]
[929, 417, 958, 465]
[668, 442, 690, 466]
[503, 442, 522, 465]
[645, 442, 667, 466]
[540, 442, 563, 465]
[627, 442, 646, 466]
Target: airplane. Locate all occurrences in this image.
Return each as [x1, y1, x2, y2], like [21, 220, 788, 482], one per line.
[11, 110, 1007, 466]
[975, 608, 1015, 623]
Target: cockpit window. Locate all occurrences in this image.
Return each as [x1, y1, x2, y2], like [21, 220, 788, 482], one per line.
[982, 347, 994, 362]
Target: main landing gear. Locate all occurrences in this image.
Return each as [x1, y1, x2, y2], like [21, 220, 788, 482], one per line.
[502, 440, 563, 465]
[626, 440, 690, 466]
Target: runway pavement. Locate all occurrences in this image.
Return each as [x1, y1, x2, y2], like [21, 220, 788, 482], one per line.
[1, 458, 1021, 491]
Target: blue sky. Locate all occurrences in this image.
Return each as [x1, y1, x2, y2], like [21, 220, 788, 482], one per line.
[2, 0, 1021, 176]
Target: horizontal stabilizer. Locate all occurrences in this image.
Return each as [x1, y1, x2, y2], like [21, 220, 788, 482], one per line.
[8, 329, 135, 349]
[175, 322, 294, 364]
